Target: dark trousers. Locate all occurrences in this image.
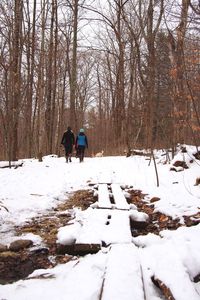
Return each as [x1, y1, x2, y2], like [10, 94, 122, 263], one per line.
[64, 145, 73, 162]
[77, 145, 85, 162]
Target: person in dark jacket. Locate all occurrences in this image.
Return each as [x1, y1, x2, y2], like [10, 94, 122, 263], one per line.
[75, 128, 88, 162]
[61, 126, 75, 162]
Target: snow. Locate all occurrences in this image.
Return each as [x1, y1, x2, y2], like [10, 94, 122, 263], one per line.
[111, 183, 130, 209]
[57, 222, 82, 245]
[97, 183, 112, 208]
[0, 146, 200, 299]
[0, 254, 107, 300]
[129, 210, 149, 222]
[137, 228, 200, 300]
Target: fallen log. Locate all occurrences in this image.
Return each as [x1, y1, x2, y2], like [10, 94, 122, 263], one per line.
[151, 276, 175, 300]
[74, 243, 101, 255]
[56, 243, 101, 256]
[132, 150, 151, 156]
[0, 161, 23, 169]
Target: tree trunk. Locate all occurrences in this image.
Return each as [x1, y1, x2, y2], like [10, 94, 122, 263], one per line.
[69, 0, 79, 132]
[168, 0, 189, 145]
[50, 0, 58, 153]
[45, 0, 55, 154]
[35, 0, 46, 157]
[25, 0, 36, 157]
[11, 0, 23, 161]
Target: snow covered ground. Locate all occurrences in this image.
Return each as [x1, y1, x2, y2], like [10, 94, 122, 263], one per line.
[0, 146, 200, 299]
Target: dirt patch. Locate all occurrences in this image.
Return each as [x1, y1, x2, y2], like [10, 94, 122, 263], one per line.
[0, 248, 51, 284]
[128, 189, 200, 236]
[17, 190, 95, 253]
[1, 190, 94, 284]
[56, 189, 95, 211]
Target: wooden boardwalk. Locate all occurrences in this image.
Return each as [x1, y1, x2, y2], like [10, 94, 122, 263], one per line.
[59, 183, 199, 300]
[97, 183, 130, 210]
[75, 184, 131, 247]
[100, 244, 145, 300]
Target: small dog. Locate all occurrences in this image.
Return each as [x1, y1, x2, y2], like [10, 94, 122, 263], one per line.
[95, 150, 104, 157]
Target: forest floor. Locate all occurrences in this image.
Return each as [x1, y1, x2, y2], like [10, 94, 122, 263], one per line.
[0, 150, 200, 299]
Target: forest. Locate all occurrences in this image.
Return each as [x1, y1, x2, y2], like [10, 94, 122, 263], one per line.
[0, 0, 200, 161]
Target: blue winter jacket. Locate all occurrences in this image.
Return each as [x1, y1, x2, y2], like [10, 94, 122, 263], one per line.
[76, 133, 88, 147]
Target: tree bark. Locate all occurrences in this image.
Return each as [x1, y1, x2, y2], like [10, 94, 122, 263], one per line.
[11, 0, 23, 161]
[69, 0, 79, 132]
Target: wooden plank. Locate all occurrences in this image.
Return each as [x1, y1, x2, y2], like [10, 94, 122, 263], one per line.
[98, 184, 112, 209]
[75, 209, 108, 245]
[111, 183, 130, 210]
[101, 244, 145, 300]
[57, 251, 108, 300]
[102, 210, 132, 245]
[74, 209, 132, 246]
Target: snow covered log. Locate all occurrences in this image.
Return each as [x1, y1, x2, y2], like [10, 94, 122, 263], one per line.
[124, 149, 151, 157]
[0, 161, 23, 169]
[129, 211, 149, 229]
[151, 276, 175, 300]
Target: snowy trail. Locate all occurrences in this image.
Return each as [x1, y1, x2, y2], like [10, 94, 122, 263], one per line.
[1, 242, 199, 300]
[0, 245, 154, 300]
[1, 152, 200, 300]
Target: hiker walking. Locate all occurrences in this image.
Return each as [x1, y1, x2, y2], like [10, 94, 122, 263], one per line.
[61, 126, 75, 162]
[75, 128, 88, 162]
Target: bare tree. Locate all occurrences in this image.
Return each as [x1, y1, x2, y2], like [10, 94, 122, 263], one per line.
[1, 0, 200, 161]
[45, 0, 58, 154]
[67, 0, 79, 132]
[23, 0, 37, 157]
[167, 0, 190, 144]
[10, 0, 23, 161]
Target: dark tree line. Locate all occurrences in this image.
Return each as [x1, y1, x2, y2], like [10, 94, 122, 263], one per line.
[0, 0, 200, 161]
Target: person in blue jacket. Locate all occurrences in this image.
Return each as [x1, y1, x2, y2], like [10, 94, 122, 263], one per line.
[75, 128, 88, 162]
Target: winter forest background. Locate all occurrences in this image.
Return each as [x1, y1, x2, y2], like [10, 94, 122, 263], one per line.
[0, 0, 200, 161]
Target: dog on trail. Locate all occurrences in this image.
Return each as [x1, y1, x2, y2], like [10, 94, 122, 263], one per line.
[95, 150, 104, 157]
